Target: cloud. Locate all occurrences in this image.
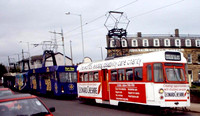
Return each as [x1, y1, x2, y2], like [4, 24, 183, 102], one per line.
[0, 0, 200, 65]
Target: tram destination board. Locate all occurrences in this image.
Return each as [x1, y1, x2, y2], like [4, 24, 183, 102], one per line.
[165, 52, 181, 61]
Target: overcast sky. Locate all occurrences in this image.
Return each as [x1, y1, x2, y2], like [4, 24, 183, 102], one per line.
[0, 0, 200, 66]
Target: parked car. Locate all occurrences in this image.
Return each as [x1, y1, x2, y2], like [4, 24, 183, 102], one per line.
[0, 94, 55, 116]
[0, 88, 14, 97]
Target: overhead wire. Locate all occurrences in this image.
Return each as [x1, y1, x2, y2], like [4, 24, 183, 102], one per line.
[65, 0, 184, 38]
[64, 0, 139, 35]
[129, 0, 185, 19]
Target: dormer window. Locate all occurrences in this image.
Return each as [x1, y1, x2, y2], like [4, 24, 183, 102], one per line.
[196, 39, 200, 47]
[121, 39, 127, 47]
[143, 39, 149, 47]
[164, 39, 170, 47]
[153, 39, 160, 47]
[132, 39, 138, 47]
[185, 39, 191, 47]
[175, 39, 181, 47]
[110, 39, 116, 47]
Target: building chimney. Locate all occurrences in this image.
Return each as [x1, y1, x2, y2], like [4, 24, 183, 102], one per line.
[175, 29, 179, 37]
[137, 32, 142, 37]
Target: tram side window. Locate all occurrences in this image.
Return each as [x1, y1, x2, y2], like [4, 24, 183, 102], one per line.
[94, 72, 99, 81]
[126, 68, 133, 81]
[118, 69, 125, 81]
[68, 72, 77, 82]
[79, 73, 84, 82]
[147, 65, 152, 81]
[185, 64, 189, 82]
[59, 73, 70, 82]
[111, 70, 117, 81]
[89, 72, 93, 81]
[154, 63, 164, 82]
[72, 72, 77, 82]
[134, 68, 143, 81]
[84, 73, 88, 81]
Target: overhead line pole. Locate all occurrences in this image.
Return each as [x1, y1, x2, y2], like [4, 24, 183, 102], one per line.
[49, 29, 66, 65]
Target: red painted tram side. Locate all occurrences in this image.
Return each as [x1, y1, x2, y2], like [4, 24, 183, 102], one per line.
[77, 51, 190, 107]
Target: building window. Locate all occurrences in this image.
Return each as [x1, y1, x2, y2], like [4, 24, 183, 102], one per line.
[110, 39, 116, 47]
[187, 54, 192, 64]
[143, 39, 149, 47]
[121, 39, 127, 47]
[188, 70, 193, 82]
[164, 39, 170, 47]
[198, 54, 200, 64]
[196, 39, 200, 47]
[132, 39, 138, 47]
[175, 39, 181, 47]
[185, 39, 191, 47]
[153, 39, 160, 47]
[198, 71, 200, 82]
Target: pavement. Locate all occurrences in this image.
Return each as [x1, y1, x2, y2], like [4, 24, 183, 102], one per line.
[187, 103, 200, 113]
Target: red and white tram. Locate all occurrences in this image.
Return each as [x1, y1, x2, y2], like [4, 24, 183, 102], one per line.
[77, 51, 190, 108]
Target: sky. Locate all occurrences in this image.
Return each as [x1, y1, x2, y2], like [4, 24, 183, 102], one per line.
[0, 0, 200, 66]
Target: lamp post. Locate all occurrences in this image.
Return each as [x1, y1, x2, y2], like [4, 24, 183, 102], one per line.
[99, 47, 103, 60]
[49, 29, 66, 65]
[70, 40, 73, 65]
[65, 12, 85, 59]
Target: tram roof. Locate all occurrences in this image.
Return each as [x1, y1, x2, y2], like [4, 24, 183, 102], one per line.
[29, 65, 77, 74]
[77, 51, 187, 72]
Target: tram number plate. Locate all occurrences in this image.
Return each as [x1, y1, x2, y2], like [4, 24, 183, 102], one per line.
[165, 92, 184, 97]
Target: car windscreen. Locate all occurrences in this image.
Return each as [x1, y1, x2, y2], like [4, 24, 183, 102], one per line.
[0, 98, 49, 116]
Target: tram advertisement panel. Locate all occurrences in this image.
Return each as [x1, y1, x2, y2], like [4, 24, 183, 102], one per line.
[163, 84, 189, 100]
[78, 83, 101, 98]
[110, 83, 146, 103]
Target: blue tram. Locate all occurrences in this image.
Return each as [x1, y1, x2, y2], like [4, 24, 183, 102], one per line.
[14, 60, 30, 92]
[29, 65, 77, 96]
[27, 50, 77, 97]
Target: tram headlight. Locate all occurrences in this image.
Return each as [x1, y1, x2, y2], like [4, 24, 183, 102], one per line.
[186, 89, 190, 94]
[61, 86, 64, 93]
[159, 88, 164, 94]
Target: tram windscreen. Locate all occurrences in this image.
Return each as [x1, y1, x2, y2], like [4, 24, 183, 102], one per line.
[59, 72, 77, 83]
[165, 68, 186, 81]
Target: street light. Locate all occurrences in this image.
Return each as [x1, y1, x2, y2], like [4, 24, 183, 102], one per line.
[99, 47, 103, 60]
[70, 40, 73, 65]
[65, 12, 85, 59]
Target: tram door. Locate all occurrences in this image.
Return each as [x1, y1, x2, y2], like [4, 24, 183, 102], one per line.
[102, 69, 109, 101]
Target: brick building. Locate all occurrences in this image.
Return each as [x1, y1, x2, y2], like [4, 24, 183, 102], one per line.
[106, 29, 200, 83]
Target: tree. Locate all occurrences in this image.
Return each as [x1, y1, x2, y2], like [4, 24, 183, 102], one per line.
[0, 64, 8, 78]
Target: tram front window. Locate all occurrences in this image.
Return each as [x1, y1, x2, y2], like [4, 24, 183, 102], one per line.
[166, 68, 185, 81]
[59, 72, 77, 83]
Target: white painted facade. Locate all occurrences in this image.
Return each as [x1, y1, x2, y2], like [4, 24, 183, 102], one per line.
[19, 53, 72, 70]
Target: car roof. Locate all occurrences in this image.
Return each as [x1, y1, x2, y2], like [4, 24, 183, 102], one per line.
[0, 94, 37, 102]
[0, 88, 11, 91]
